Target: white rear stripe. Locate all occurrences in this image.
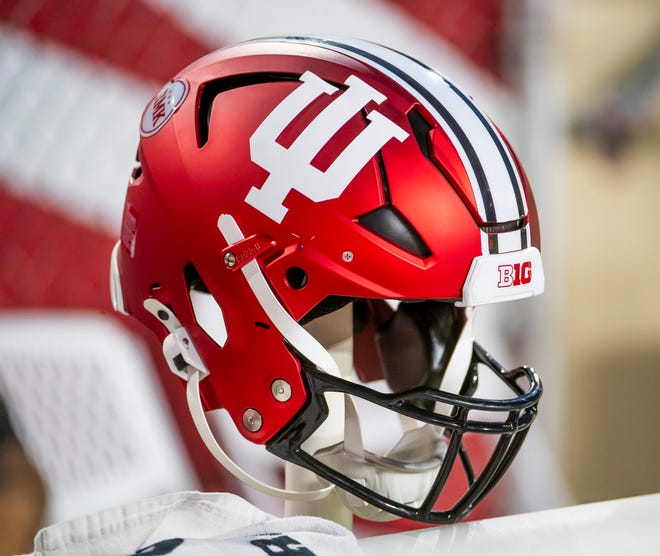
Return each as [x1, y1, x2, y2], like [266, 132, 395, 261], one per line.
[268, 37, 527, 244]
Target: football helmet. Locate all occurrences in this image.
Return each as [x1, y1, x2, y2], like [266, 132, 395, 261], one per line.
[110, 36, 543, 524]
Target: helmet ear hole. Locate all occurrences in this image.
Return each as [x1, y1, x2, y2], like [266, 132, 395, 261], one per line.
[285, 267, 308, 289]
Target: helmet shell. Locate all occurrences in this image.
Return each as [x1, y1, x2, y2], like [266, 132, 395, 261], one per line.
[115, 38, 539, 443]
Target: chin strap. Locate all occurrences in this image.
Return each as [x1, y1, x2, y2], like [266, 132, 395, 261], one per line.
[143, 297, 334, 502]
[185, 368, 334, 501]
[317, 399, 446, 521]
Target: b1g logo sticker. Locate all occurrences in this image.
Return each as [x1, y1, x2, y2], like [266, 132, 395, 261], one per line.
[140, 79, 189, 137]
[498, 261, 532, 288]
[246, 71, 409, 223]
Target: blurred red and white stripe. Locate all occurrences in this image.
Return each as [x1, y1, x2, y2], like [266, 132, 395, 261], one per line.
[0, 0, 526, 530]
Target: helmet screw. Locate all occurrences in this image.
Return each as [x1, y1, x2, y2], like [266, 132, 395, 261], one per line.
[242, 408, 262, 432]
[342, 250, 354, 263]
[224, 252, 236, 268]
[271, 379, 292, 402]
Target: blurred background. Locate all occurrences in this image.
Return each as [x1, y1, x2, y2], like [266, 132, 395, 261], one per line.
[0, 0, 658, 552]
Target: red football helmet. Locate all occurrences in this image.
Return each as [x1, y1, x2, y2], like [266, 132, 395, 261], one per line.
[110, 36, 543, 524]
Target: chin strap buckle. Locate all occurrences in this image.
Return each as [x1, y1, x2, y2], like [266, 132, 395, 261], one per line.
[162, 327, 210, 381]
[143, 298, 210, 381]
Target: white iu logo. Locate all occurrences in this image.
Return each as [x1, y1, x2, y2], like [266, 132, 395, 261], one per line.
[245, 71, 409, 223]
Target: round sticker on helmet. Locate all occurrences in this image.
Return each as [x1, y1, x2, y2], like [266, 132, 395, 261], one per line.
[140, 79, 189, 137]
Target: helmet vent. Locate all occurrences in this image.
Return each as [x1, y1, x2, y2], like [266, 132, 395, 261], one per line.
[184, 263, 229, 348]
[358, 206, 431, 258]
[183, 263, 209, 293]
[285, 266, 308, 289]
[131, 149, 143, 181]
[407, 108, 433, 160]
[197, 72, 300, 147]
